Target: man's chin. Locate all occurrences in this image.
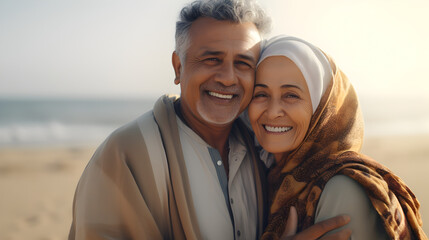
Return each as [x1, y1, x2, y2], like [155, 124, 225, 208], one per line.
[197, 105, 240, 127]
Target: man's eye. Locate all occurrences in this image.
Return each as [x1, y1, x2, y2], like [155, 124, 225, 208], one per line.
[205, 58, 220, 62]
[235, 61, 252, 68]
[203, 58, 221, 65]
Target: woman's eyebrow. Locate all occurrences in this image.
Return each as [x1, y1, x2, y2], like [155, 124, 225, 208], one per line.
[281, 84, 302, 90]
[255, 83, 302, 90]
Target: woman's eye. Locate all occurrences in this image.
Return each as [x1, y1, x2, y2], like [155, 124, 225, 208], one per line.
[285, 93, 300, 99]
[253, 93, 267, 99]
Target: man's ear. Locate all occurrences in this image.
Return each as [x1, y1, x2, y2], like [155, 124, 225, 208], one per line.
[172, 51, 182, 85]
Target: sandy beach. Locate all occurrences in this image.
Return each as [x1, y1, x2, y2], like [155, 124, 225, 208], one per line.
[0, 135, 428, 239]
[0, 146, 94, 240]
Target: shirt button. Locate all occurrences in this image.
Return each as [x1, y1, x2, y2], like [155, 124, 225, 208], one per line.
[217, 160, 222, 166]
[230, 198, 234, 204]
[237, 230, 241, 237]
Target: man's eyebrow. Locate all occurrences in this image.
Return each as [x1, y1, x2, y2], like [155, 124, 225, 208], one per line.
[199, 50, 256, 63]
[200, 50, 224, 57]
[237, 53, 257, 64]
[255, 83, 267, 88]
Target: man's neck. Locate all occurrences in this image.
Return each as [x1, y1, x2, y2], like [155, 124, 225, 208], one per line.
[174, 100, 232, 149]
[174, 100, 232, 173]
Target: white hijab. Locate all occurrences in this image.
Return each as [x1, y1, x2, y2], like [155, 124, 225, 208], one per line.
[257, 35, 333, 113]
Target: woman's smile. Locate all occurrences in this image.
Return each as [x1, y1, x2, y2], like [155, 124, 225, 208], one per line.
[263, 125, 292, 133]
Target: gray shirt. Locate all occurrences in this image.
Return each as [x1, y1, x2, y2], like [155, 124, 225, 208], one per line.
[177, 118, 258, 240]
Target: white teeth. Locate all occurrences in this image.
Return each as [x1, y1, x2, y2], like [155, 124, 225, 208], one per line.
[264, 125, 292, 133]
[208, 91, 233, 100]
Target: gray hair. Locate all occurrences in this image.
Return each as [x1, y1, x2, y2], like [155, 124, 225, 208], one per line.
[175, 0, 271, 63]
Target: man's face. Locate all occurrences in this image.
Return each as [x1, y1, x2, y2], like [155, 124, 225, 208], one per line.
[173, 17, 261, 129]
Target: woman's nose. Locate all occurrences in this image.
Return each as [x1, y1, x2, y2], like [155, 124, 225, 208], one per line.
[267, 99, 285, 119]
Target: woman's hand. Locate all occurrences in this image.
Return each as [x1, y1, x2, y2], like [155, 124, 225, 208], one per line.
[280, 206, 352, 240]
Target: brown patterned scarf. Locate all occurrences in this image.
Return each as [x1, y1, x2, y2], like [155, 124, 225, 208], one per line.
[261, 56, 427, 240]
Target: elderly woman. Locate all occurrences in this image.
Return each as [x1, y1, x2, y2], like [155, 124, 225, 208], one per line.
[247, 35, 427, 239]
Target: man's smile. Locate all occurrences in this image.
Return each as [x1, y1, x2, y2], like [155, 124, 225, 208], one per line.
[207, 91, 235, 100]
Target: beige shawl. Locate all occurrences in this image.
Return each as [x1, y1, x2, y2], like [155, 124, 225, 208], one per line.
[69, 94, 266, 239]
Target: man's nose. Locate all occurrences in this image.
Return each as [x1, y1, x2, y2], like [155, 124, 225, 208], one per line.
[214, 62, 236, 86]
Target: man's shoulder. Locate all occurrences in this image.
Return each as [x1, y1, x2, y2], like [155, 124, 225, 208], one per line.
[111, 112, 152, 140]
[104, 93, 180, 155]
[109, 93, 178, 142]
[86, 110, 159, 169]
[92, 110, 155, 158]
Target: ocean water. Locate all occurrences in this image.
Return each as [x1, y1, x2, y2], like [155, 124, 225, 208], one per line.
[359, 95, 429, 137]
[0, 98, 155, 147]
[0, 95, 428, 147]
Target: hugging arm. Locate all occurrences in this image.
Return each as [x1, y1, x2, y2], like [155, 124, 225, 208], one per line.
[280, 206, 352, 240]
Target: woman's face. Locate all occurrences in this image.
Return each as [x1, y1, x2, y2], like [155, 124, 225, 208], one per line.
[249, 56, 313, 161]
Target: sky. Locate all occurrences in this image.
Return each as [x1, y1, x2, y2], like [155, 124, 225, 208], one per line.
[1, 0, 429, 99]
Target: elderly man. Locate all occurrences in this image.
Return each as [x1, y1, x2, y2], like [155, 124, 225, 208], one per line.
[69, 0, 350, 239]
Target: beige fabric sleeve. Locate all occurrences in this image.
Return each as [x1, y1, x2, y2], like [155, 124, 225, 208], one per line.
[69, 118, 168, 240]
[315, 175, 390, 240]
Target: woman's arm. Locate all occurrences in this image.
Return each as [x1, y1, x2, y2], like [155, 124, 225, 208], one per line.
[315, 175, 389, 240]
